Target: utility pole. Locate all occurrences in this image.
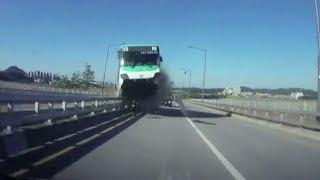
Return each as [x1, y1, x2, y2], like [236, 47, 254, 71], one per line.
[187, 45, 207, 102]
[315, 0, 320, 119]
[188, 69, 192, 90]
[180, 68, 186, 89]
[181, 68, 192, 97]
[202, 49, 207, 102]
[101, 42, 125, 95]
[101, 44, 110, 95]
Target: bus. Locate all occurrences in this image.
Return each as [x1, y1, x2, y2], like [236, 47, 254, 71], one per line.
[117, 45, 163, 101]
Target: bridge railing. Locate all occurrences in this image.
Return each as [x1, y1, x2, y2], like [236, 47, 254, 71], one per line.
[188, 98, 320, 131]
[0, 97, 126, 132]
[0, 80, 115, 96]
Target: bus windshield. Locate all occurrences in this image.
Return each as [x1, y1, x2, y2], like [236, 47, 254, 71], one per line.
[123, 51, 159, 66]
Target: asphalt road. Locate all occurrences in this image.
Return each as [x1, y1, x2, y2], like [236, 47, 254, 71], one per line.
[53, 101, 320, 180]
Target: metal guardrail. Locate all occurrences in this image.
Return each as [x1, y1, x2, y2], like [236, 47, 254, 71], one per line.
[0, 97, 125, 132]
[190, 98, 317, 113]
[0, 80, 114, 96]
[189, 99, 320, 131]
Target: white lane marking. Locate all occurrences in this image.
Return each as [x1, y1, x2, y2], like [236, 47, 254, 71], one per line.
[32, 146, 75, 166]
[10, 168, 29, 177]
[183, 112, 245, 180]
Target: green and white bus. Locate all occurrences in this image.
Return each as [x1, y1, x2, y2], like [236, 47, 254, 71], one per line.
[117, 45, 163, 100]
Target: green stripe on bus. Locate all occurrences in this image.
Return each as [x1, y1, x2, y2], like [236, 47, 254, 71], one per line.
[120, 65, 160, 72]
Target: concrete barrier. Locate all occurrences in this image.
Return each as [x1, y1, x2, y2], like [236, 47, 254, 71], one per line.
[0, 98, 124, 131]
[188, 100, 320, 131]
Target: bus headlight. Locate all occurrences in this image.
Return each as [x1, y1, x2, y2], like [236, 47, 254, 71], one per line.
[120, 74, 129, 80]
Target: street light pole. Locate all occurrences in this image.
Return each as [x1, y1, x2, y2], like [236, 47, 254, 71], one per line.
[186, 69, 192, 97]
[187, 45, 207, 102]
[181, 68, 192, 97]
[101, 44, 111, 95]
[315, 0, 320, 118]
[188, 69, 192, 90]
[101, 42, 125, 95]
[202, 49, 207, 102]
[180, 68, 186, 89]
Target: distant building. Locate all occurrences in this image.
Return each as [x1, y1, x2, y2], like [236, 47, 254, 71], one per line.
[274, 94, 288, 99]
[28, 71, 59, 84]
[290, 92, 304, 99]
[255, 93, 272, 98]
[240, 91, 253, 97]
[222, 87, 241, 96]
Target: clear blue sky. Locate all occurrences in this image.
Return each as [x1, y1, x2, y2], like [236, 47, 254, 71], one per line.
[0, 0, 318, 89]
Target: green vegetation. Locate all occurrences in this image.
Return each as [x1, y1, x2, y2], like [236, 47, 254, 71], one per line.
[55, 63, 96, 90]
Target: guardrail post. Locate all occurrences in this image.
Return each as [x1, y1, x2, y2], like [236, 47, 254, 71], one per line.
[71, 102, 78, 119]
[7, 103, 13, 112]
[48, 102, 53, 109]
[112, 100, 117, 111]
[253, 110, 257, 116]
[34, 101, 39, 114]
[265, 112, 269, 119]
[46, 102, 53, 124]
[299, 115, 304, 128]
[81, 101, 85, 109]
[280, 113, 284, 122]
[62, 101, 66, 111]
[6, 125, 11, 133]
[90, 101, 97, 115]
[74, 102, 78, 108]
[103, 101, 108, 112]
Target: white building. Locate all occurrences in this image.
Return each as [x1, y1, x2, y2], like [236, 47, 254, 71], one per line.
[240, 91, 253, 97]
[222, 87, 241, 96]
[290, 92, 304, 99]
[255, 93, 272, 98]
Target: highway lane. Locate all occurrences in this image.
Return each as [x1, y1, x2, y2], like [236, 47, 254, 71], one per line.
[53, 101, 320, 180]
[54, 106, 234, 180]
[182, 102, 320, 180]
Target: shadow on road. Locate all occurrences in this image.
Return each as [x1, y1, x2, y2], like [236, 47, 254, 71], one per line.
[193, 120, 216, 125]
[23, 113, 145, 179]
[0, 112, 145, 179]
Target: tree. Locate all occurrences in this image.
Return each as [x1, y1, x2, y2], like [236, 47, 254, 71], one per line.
[54, 63, 96, 90]
[82, 63, 95, 89]
[55, 75, 72, 88]
[70, 71, 83, 88]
